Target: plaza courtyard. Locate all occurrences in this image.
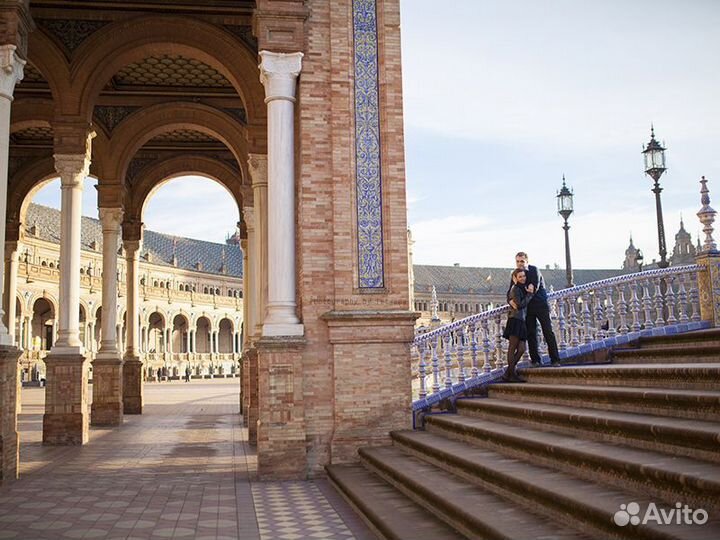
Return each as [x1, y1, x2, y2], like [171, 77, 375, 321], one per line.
[0, 380, 374, 540]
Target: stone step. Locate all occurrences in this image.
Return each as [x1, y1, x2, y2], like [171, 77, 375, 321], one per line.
[635, 328, 720, 349]
[455, 398, 720, 463]
[487, 383, 720, 422]
[387, 430, 720, 540]
[326, 463, 464, 540]
[423, 413, 720, 512]
[358, 445, 595, 540]
[611, 345, 720, 364]
[520, 363, 720, 390]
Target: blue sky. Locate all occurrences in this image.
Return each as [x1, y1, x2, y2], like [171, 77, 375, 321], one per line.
[31, 0, 720, 269]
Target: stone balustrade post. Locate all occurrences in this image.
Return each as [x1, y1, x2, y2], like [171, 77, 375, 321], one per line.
[695, 176, 720, 326]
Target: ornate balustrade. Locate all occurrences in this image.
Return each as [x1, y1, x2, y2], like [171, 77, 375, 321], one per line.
[412, 264, 709, 412]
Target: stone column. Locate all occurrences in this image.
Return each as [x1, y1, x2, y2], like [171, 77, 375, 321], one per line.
[0, 46, 24, 481]
[3, 242, 18, 344]
[123, 240, 147, 414]
[0, 45, 24, 346]
[247, 159, 267, 340]
[53, 154, 91, 352]
[258, 52, 304, 337]
[43, 149, 92, 445]
[241, 232, 252, 349]
[242, 209, 257, 345]
[23, 316, 30, 350]
[91, 208, 124, 426]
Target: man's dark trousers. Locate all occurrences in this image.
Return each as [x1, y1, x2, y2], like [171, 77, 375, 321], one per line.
[526, 303, 560, 364]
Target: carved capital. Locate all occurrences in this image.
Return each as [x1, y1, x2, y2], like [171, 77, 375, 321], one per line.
[123, 239, 142, 257]
[259, 51, 302, 102]
[247, 153, 268, 188]
[99, 207, 124, 233]
[54, 153, 91, 188]
[243, 206, 256, 232]
[0, 44, 24, 100]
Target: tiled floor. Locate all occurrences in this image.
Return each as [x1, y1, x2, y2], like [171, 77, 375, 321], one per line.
[0, 380, 376, 540]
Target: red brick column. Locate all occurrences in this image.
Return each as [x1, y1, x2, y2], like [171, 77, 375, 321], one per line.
[123, 359, 144, 414]
[245, 348, 259, 443]
[256, 337, 306, 478]
[42, 354, 89, 445]
[0, 345, 22, 484]
[323, 311, 416, 462]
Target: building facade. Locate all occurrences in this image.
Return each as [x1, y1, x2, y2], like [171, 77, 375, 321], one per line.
[15, 204, 244, 384]
[1, 0, 413, 481]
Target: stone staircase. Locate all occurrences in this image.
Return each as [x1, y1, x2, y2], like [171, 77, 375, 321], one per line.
[327, 329, 720, 540]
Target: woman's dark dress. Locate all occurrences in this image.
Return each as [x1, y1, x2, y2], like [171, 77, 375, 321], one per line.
[503, 284, 533, 341]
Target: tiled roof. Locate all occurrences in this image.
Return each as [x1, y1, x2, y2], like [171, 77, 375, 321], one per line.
[413, 264, 628, 295]
[25, 203, 243, 278]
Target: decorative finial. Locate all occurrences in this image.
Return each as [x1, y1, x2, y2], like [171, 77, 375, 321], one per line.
[430, 285, 440, 322]
[697, 176, 717, 253]
[650, 123, 655, 139]
[562, 173, 566, 187]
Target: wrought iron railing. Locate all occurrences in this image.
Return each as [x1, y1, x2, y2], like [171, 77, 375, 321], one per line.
[412, 264, 708, 411]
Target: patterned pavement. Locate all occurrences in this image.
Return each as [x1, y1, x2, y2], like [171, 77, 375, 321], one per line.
[0, 380, 375, 540]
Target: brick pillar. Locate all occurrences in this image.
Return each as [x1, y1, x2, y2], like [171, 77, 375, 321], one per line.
[91, 208, 124, 426]
[244, 348, 258, 436]
[0, 345, 22, 484]
[323, 311, 416, 463]
[123, 237, 143, 414]
[695, 254, 720, 326]
[255, 337, 306, 479]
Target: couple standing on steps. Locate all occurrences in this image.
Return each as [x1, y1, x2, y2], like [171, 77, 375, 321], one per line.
[502, 251, 562, 382]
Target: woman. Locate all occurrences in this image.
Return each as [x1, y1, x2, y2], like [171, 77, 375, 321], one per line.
[503, 268, 534, 382]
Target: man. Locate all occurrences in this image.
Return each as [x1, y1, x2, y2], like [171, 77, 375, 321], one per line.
[509, 251, 561, 367]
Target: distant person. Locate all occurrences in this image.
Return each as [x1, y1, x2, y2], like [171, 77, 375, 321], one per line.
[185, 366, 191, 383]
[509, 252, 561, 367]
[157, 367, 162, 382]
[503, 268, 534, 382]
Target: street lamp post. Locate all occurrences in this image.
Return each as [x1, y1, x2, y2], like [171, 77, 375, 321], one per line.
[557, 175, 574, 288]
[642, 126, 669, 268]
